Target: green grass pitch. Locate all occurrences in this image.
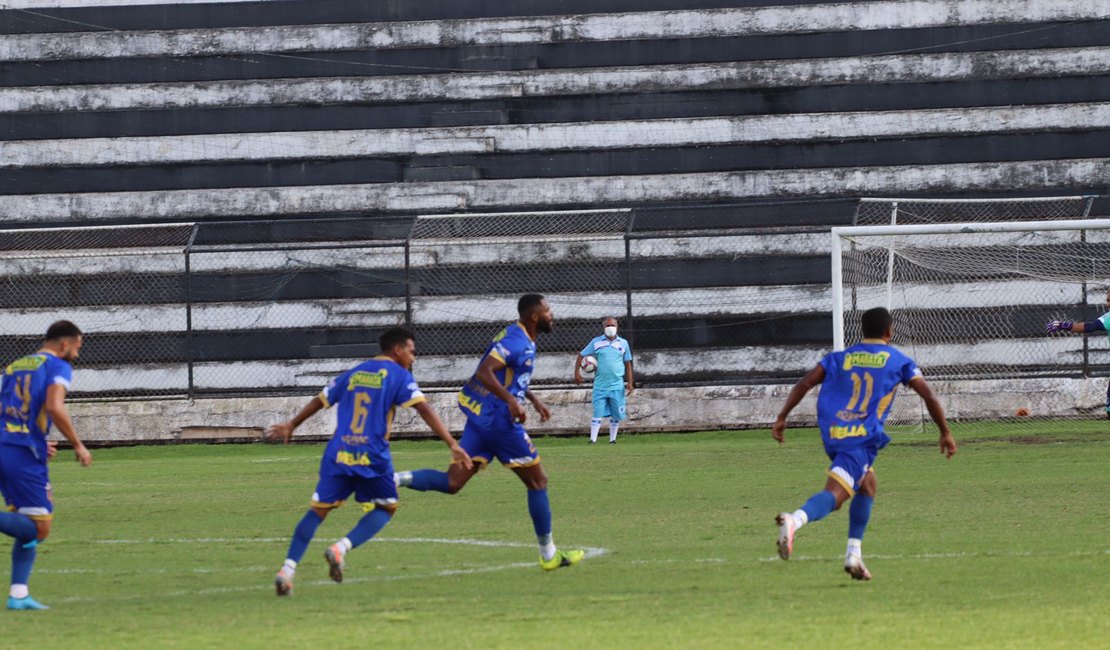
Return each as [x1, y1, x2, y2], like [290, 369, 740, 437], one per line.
[3, 426, 1107, 649]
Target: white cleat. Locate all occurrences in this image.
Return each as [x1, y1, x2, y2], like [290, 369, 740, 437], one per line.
[274, 569, 294, 596]
[844, 554, 872, 581]
[775, 513, 796, 560]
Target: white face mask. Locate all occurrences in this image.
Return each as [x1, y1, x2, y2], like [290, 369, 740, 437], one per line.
[604, 326, 618, 338]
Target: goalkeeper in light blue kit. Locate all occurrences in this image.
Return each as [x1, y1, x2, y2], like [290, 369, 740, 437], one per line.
[771, 307, 957, 580]
[1046, 287, 1110, 418]
[574, 316, 634, 444]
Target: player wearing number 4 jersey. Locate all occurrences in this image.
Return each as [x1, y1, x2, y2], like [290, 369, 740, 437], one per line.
[266, 327, 470, 597]
[771, 308, 957, 580]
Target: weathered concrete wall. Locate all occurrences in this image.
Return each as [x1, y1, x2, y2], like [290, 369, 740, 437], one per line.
[65, 375, 1110, 444]
[1, 159, 1106, 222]
[7, 103, 1106, 167]
[3, 47, 1103, 113]
[1, 1, 1098, 61]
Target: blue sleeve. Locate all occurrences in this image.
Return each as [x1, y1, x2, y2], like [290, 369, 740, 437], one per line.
[320, 369, 351, 408]
[580, 340, 594, 356]
[819, 352, 837, 375]
[900, 356, 923, 385]
[622, 340, 632, 362]
[49, 359, 73, 390]
[393, 368, 426, 408]
[1083, 319, 1106, 333]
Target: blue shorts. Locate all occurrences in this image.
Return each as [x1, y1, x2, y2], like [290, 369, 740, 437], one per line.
[592, 387, 627, 421]
[0, 444, 53, 521]
[824, 446, 879, 496]
[459, 411, 539, 469]
[311, 460, 398, 513]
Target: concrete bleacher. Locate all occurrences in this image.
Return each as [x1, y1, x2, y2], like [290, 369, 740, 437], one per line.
[0, 0, 1108, 438]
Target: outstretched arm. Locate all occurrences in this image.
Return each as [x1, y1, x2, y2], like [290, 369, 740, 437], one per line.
[908, 377, 957, 459]
[45, 384, 91, 466]
[265, 396, 324, 444]
[771, 364, 825, 444]
[1047, 319, 1105, 334]
[412, 401, 473, 470]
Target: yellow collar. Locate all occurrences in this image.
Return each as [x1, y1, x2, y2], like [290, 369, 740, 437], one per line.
[860, 338, 889, 345]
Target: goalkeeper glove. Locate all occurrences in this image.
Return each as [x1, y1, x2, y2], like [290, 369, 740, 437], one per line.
[1046, 320, 1073, 333]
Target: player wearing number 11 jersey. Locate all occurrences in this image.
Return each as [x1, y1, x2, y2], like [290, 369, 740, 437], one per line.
[266, 327, 470, 596]
[770, 308, 957, 580]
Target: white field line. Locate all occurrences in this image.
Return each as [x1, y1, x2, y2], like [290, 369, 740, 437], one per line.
[57, 537, 610, 604]
[758, 549, 1110, 562]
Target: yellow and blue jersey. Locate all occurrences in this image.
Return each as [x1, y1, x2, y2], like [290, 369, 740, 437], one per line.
[318, 356, 425, 479]
[0, 351, 73, 463]
[581, 335, 632, 392]
[458, 322, 536, 421]
[816, 339, 922, 451]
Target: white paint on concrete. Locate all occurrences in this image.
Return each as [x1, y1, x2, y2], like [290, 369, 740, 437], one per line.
[7, 103, 1107, 167]
[0, 158, 1104, 222]
[1, 47, 1102, 113]
[1, 1, 1099, 61]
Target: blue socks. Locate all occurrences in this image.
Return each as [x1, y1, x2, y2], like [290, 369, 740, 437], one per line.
[285, 510, 324, 564]
[345, 508, 392, 549]
[526, 488, 553, 539]
[848, 494, 874, 540]
[800, 490, 837, 524]
[11, 539, 37, 586]
[407, 469, 451, 493]
[0, 512, 36, 543]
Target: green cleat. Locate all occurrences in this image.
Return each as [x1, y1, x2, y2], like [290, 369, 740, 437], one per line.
[539, 548, 585, 571]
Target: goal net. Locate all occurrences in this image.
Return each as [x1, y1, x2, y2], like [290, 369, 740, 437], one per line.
[833, 214, 1110, 433]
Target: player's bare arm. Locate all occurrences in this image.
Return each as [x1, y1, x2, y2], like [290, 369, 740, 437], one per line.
[412, 401, 473, 470]
[525, 388, 551, 422]
[908, 377, 957, 458]
[573, 354, 585, 384]
[265, 396, 325, 444]
[771, 364, 826, 444]
[44, 383, 91, 467]
[475, 354, 528, 423]
[625, 360, 635, 396]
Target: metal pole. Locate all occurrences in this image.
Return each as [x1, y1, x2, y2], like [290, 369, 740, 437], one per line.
[831, 230, 845, 351]
[884, 201, 898, 310]
[624, 212, 635, 351]
[184, 224, 200, 399]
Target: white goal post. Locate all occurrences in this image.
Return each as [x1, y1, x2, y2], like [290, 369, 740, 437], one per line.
[831, 217, 1110, 428]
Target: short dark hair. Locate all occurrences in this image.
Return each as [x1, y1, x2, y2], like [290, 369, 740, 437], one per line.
[602, 316, 618, 325]
[45, 320, 82, 341]
[378, 327, 414, 353]
[860, 307, 893, 339]
[518, 294, 546, 317]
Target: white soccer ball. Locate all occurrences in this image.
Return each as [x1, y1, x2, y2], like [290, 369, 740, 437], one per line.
[581, 355, 598, 374]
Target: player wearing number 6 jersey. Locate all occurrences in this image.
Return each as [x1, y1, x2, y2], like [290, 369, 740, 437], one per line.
[771, 307, 957, 580]
[266, 327, 470, 597]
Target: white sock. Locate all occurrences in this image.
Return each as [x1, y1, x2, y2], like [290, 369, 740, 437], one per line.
[395, 471, 412, 488]
[9, 584, 28, 599]
[792, 509, 809, 530]
[609, 421, 620, 442]
[539, 533, 556, 561]
[846, 538, 862, 558]
[280, 559, 297, 575]
[589, 419, 601, 443]
[337, 538, 353, 553]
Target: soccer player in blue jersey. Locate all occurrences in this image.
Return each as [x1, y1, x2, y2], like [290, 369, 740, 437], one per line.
[396, 294, 586, 570]
[771, 307, 957, 580]
[0, 320, 93, 610]
[1047, 287, 1110, 418]
[266, 327, 471, 597]
[574, 316, 634, 444]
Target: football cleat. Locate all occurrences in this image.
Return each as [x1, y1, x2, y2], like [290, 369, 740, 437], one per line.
[324, 544, 346, 583]
[775, 513, 796, 560]
[539, 548, 585, 571]
[274, 569, 294, 597]
[844, 554, 872, 581]
[7, 595, 49, 610]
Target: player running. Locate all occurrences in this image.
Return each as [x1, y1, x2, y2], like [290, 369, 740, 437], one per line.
[395, 294, 586, 570]
[0, 320, 93, 610]
[266, 327, 470, 597]
[771, 307, 957, 580]
[574, 316, 634, 444]
[1046, 287, 1110, 418]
